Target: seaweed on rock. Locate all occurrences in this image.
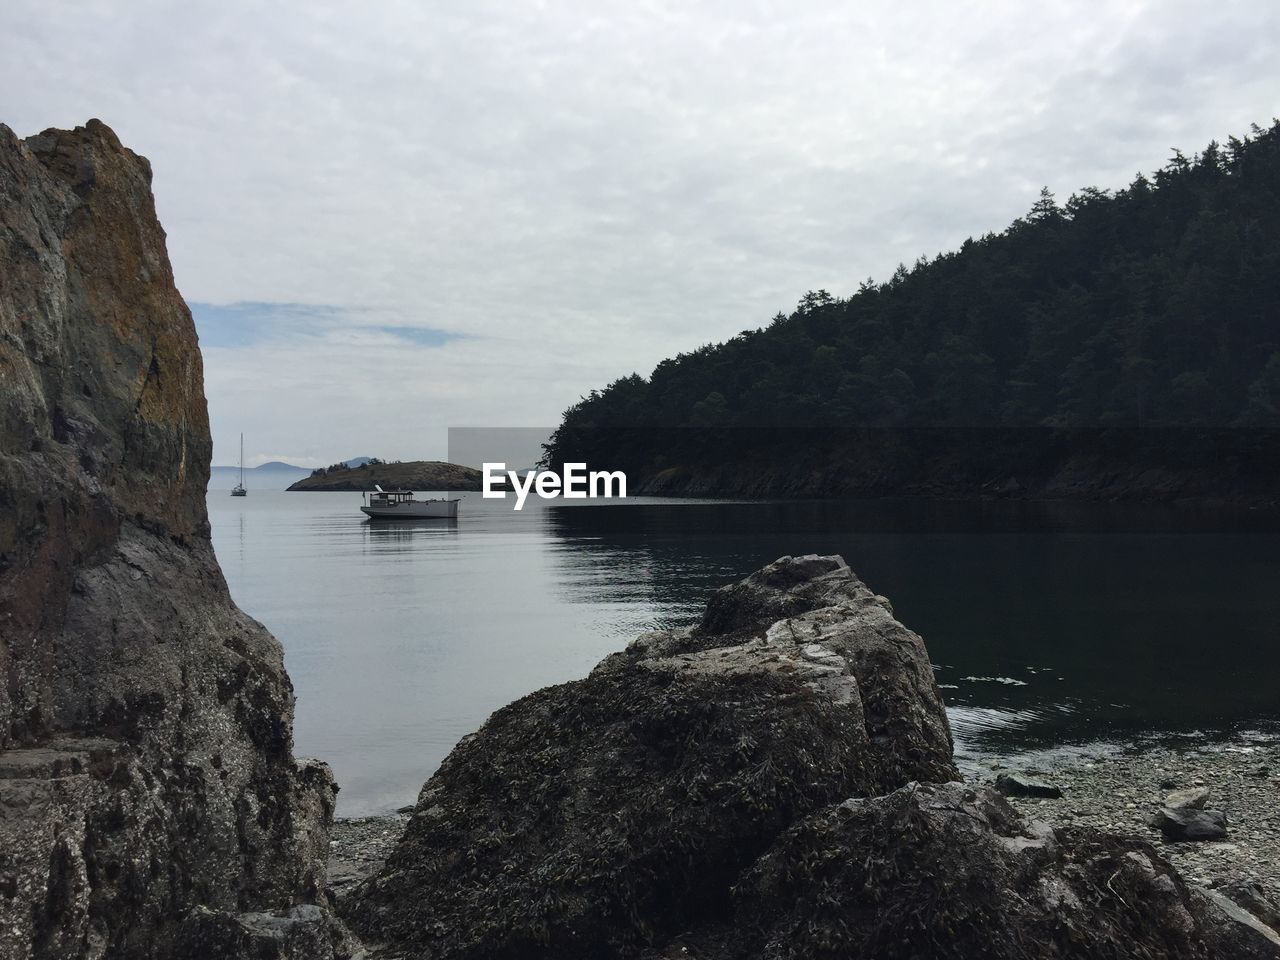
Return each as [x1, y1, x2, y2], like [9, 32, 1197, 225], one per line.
[725, 781, 1220, 959]
[346, 555, 957, 957]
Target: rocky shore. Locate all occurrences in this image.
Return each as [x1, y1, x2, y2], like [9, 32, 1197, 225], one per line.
[331, 555, 1280, 958]
[328, 812, 412, 903]
[971, 729, 1280, 903]
[330, 730, 1280, 928]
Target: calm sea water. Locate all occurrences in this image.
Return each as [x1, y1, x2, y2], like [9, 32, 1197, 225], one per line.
[207, 490, 1280, 815]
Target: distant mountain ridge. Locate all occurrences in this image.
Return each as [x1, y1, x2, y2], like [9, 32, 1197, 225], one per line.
[210, 457, 372, 470]
[211, 460, 308, 471]
[208, 461, 311, 490]
[208, 456, 380, 490]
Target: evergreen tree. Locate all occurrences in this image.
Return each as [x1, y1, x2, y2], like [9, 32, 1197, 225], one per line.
[544, 121, 1280, 484]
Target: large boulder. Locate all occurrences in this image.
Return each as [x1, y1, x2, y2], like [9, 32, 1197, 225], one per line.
[721, 781, 1276, 960]
[0, 121, 345, 958]
[606, 554, 956, 790]
[346, 555, 958, 957]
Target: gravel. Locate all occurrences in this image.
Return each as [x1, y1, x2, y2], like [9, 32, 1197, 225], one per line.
[968, 728, 1280, 903]
[328, 812, 410, 902]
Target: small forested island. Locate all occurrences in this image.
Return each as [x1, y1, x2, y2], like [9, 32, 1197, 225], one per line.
[544, 123, 1280, 504]
[287, 459, 488, 491]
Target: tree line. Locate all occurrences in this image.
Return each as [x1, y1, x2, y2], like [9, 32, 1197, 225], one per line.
[544, 121, 1280, 481]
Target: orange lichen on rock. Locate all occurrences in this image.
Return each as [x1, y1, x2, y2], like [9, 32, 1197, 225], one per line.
[0, 120, 348, 959]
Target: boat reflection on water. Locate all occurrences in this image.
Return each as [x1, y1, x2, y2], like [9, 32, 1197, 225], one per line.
[362, 516, 460, 547]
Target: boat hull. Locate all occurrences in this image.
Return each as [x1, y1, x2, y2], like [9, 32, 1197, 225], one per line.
[361, 499, 459, 519]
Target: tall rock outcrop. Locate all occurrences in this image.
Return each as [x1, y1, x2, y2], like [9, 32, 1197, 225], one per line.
[347, 555, 958, 957]
[0, 121, 344, 958]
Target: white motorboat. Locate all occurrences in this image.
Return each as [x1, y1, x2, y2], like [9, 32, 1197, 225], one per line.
[360, 486, 460, 519]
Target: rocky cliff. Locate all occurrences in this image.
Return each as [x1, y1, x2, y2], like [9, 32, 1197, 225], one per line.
[0, 121, 347, 959]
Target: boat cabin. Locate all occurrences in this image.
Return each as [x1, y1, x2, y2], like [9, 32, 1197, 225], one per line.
[368, 489, 415, 507]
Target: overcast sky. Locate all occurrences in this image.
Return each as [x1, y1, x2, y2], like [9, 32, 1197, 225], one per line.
[4, 1, 1278, 466]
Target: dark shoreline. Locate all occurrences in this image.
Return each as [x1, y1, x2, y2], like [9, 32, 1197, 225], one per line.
[545, 425, 1280, 510]
[620, 485, 1280, 513]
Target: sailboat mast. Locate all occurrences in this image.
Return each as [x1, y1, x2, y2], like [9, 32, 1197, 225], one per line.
[230, 432, 248, 495]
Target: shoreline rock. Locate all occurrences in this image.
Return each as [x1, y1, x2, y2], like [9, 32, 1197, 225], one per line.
[721, 781, 1226, 959]
[976, 729, 1280, 904]
[333, 730, 1280, 911]
[994, 771, 1064, 798]
[1158, 807, 1230, 841]
[331, 736, 1280, 959]
[344, 556, 957, 957]
[0, 120, 349, 959]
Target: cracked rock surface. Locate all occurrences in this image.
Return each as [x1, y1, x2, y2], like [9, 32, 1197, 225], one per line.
[345, 555, 957, 957]
[0, 120, 348, 959]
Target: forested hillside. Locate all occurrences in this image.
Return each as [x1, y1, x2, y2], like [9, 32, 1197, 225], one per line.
[544, 122, 1280, 503]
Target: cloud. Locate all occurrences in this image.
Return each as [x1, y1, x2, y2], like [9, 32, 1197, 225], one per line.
[3, 0, 1277, 465]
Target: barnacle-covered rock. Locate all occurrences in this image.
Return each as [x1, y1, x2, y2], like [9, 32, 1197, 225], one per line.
[346, 555, 958, 957]
[722, 780, 1277, 959]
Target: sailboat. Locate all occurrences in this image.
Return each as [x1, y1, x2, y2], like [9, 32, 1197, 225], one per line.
[231, 433, 247, 496]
